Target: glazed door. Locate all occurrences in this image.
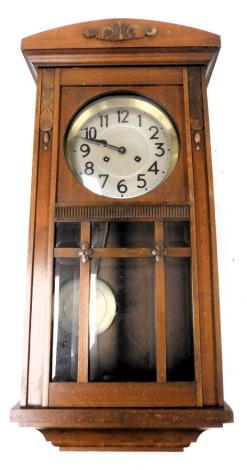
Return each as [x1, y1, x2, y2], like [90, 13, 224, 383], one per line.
[50, 219, 196, 407]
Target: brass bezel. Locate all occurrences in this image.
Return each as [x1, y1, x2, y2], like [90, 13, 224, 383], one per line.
[65, 93, 180, 198]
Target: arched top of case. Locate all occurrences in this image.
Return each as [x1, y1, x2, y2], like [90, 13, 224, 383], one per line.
[21, 18, 221, 83]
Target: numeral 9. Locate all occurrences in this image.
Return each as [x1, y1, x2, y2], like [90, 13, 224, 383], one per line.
[80, 144, 90, 157]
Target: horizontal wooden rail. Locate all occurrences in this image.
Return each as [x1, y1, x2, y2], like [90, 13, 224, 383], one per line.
[54, 247, 191, 258]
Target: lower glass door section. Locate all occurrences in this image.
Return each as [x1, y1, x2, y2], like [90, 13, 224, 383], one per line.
[51, 258, 80, 382]
[89, 257, 156, 382]
[165, 257, 195, 381]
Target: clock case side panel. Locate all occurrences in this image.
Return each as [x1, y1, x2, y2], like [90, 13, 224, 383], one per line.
[20, 68, 61, 407]
[201, 69, 224, 405]
[187, 66, 224, 407]
[20, 71, 42, 407]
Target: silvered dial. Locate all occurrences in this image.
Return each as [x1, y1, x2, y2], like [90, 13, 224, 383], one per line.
[65, 94, 179, 199]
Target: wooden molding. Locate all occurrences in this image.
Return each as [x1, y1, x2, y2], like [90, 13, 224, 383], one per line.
[41, 429, 203, 451]
[11, 403, 233, 451]
[21, 18, 220, 81]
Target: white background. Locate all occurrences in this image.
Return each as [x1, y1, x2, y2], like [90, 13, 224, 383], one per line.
[1, 1, 246, 467]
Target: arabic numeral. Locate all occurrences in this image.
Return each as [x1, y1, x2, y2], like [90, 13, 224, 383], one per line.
[84, 127, 97, 139]
[137, 174, 147, 188]
[99, 114, 108, 127]
[155, 142, 165, 157]
[99, 174, 109, 188]
[148, 161, 159, 174]
[84, 161, 94, 175]
[80, 144, 90, 157]
[117, 179, 128, 193]
[137, 114, 142, 127]
[117, 109, 129, 123]
[149, 125, 159, 139]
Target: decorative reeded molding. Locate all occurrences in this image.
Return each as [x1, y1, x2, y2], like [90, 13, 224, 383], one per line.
[83, 22, 158, 42]
[40, 69, 55, 132]
[55, 205, 190, 221]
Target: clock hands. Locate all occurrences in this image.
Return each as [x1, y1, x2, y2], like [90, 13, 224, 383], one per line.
[80, 136, 126, 154]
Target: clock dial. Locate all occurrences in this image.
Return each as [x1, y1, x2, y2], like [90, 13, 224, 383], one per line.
[65, 94, 179, 199]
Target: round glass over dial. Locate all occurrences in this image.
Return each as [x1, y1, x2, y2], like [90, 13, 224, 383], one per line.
[65, 94, 179, 199]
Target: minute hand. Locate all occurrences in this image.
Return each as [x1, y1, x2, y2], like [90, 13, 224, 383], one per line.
[81, 136, 126, 154]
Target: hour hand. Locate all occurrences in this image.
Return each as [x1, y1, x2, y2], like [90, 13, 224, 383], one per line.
[80, 136, 126, 154]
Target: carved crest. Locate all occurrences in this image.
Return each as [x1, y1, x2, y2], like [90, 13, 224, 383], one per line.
[83, 22, 157, 42]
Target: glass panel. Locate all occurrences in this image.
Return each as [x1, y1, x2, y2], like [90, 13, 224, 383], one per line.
[165, 258, 194, 381]
[89, 257, 156, 382]
[165, 221, 190, 247]
[51, 258, 80, 381]
[91, 222, 154, 248]
[55, 222, 80, 247]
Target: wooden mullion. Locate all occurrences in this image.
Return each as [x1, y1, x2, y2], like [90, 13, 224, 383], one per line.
[93, 247, 152, 258]
[155, 222, 166, 382]
[77, 222, 90, 382]
[54, 248, 155, 259]
[54, 247, 82, 258]
[167, 247, 191, 257]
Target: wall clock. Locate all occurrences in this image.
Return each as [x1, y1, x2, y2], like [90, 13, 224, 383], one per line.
[10, 18, 233, 451]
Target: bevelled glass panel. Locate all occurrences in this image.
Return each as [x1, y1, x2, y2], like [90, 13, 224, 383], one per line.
[165, 257, 194, 381]
[165, 221, 190, 247]
[55, 222, 80, 248]
[89, 257, 156, 382]
[51, 258, 80, 381]
[91, 222, 154, 248]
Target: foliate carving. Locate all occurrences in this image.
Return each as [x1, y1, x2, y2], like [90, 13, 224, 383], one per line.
[83, 22, 158, 42]
[40, 69, 55, 132]
[188, 67, 204, 131]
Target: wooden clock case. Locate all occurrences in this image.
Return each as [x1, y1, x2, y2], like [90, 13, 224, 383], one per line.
[10, 18, 233, 451]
